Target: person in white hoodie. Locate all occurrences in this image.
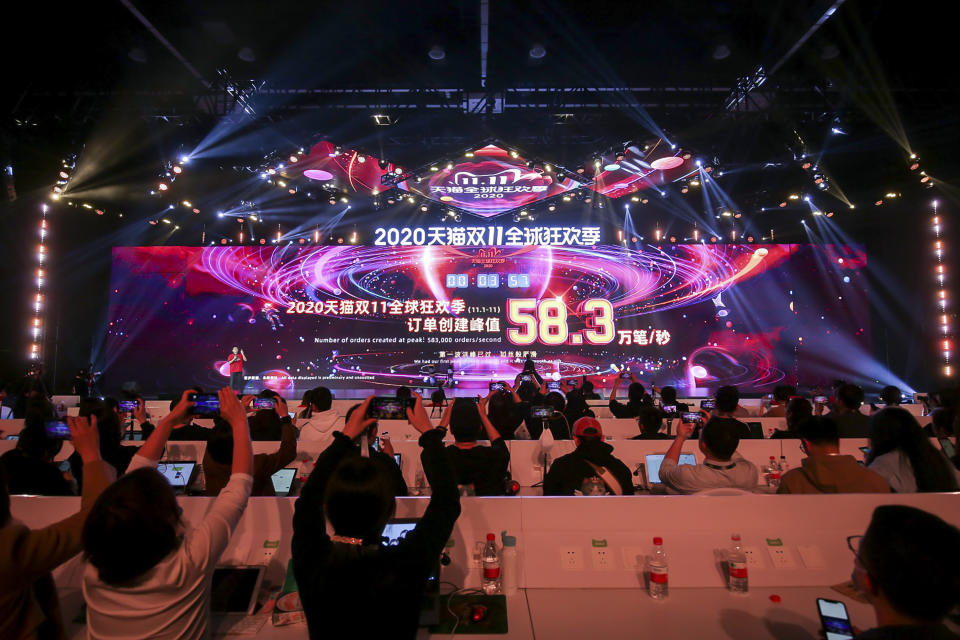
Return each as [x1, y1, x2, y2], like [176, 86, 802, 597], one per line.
[297, 386, 339, 440]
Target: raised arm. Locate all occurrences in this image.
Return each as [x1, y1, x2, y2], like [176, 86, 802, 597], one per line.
[132, 389, 194, 463]
[478, 392, 502, 441]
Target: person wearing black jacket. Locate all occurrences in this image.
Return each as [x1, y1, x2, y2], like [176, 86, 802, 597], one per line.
[343, 403, 408, 497]
[0, 420, 72, 496]
[440, 395, 510, 496]
[292, 394, 460, 640]
[544, 418, 635, 495]
[608, 373, 651, 418]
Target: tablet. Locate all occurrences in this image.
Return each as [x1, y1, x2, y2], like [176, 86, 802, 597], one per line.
[645, 453, 697, 484]
[211, 566, 266, 616]
[270, 468, 297, 497]
[156, 461, 196, 491]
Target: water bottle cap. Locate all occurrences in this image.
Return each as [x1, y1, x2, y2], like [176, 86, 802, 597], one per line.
[731, 533, 742, 541]
[501, 531, 517, 546]
[653, 536, 663, 545]
[486, 533, 496, 541]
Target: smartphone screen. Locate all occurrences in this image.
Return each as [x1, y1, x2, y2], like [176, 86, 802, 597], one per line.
[45, 420, 72, 440]
[817, 598, 854, 640]
[547, 381, 561, 391]
[371, 436, 380, 452]
[530, 405, 554, 418]
[367, 397, 412, 420]
[681, 411, 703, 424]
[189, 393, 220, 417]
[700, 399, 715, 410]
[118, 400, 138, 412]
[939, 437, 956, 459]
[567, 379, 578, 388]
[520, 374, 534, 383]
[662, 405, 677, 413]
[253, 398, 275, 410]
[620, 372, 632, 379]
[489, 382, 505, 392]
[814, 396, 828, 404]
[393, 453, 402, 467]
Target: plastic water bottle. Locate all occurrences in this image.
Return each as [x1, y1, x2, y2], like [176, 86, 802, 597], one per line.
[482, 533, 501, 594]
[647, 537, 669, 599]
[779, 455, 789, 474]
[728, 533, 749, 593]
[766, 456, 781, 488]
[500, 531, 518, 595]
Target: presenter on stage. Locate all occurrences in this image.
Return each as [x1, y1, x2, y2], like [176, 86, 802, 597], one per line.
[227, 346, 247, 393]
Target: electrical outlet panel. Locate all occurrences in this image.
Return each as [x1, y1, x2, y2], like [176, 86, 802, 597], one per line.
[559, 547, 584, 570]
[592, 547, 614, 571]
[767, 546, 797, 569]
[742, 546, 763, 569]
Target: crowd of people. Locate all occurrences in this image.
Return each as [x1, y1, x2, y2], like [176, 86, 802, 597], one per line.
[1, 368, 959, 638]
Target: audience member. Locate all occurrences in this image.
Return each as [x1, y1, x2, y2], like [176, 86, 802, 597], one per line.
[68, 398, 138, 491]
[831, 383, 871, 437]
[292, 394, 460, 639]
[563, 389, 595, 426]
[866, 408, 960, 493]
[0, 415, 113, 640]
[848, 505, 960, 639]
[713, 385, 751, 421]
[298, 386, 338, 439]
[247, 392, 289, 440]
[0, 383, 13, 419]
[878, 385, 902, 407]
[151, 396, 209, 441]
[609, 374, 650, 418]
[770, 396, 813, 439]
[486, 384, 525, 440]
[659, 417, 758, 494]
[631, 407, 671, 440]
[82, 388, 253, 638]
[580, 378, 602, 400]
[526, 390, 572, 439]
[0, 419, 72, 496]
[763, 385, 796, 417]
[544, 418, 634, 495]
[441, 396, 510, 496]
[204, 406, 297, 496]
[777, 417, 890, 494]
[658, 386, 688, 435]
[341, 404, 408, 497]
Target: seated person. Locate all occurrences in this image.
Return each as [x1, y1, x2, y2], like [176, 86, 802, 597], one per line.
[203, 405, 298, 496]
[657, 386, 688, 435]
[525, 390, 572, 440]
[0, 418, 72, 495]
[298, 386, 339, 439]
[164, 396, 210, 441]
[342, 404, 407, 497]
[68, 399, 138, 491]
[609, 374, 651, 419]
[763, 384, 796, 417]
[440, 396, 510, 496]
[563, 390, 595, 427]
[770, 396, 813, 438]
[291, 395, 460, 639]
[248, 392, 286, 440]
[712, 385, 752, 422]
[876, 384, 902, 409]
[847, 505, 960, 639]
[659, 416, 758, 494]
[82, 389, 253, 638]
[829, 383, 871, 437]
[0, 416, 113, 640]
[486, 384, 525, 440]
[544, 418, 634, 495]
[631, 407, 671, 439]
[866, 408, 960, 493]
[778, 416, 890, 494]
[580, 378, 602, 400]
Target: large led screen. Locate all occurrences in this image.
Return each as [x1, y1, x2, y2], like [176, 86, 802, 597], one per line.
[103, 241, 870, 396]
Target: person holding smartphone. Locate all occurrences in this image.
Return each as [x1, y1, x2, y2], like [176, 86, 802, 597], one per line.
[658, 412, 758, 494]
[608, 373, 651, 419]
[440, 394, 510, 496]
[227, 345, 247, 394]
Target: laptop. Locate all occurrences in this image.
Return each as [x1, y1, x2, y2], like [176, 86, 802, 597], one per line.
[210, 566, 268, 636]
[156, 461, 197, 494]
[270, 468, 297, 497]
[382, 518, 440, 626]
[645, 453, 697, 485]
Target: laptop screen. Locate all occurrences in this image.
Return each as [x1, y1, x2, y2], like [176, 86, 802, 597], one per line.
[271, 468, 297, 496]
[211, 566, 264, 615]
[156, 461, 196, 488]
[645, 453, 697, 484]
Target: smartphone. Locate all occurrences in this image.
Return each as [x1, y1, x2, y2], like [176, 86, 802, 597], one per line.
[700, 399, 715, 410]
[188, 393, 220, 417]
[814, 395, 828, 404]
[530, 404, 555, 419]
[371, 436, 380, 452]
[547, 381, 561, 391]
[489, 382, 506, 392]
[816, 598, 854, 640]
[939, 437, 956, 459]
[662, 405, 677, 414]
[393, 453, 402, 467]
[45, 420, 72, 440]
[567, 378, 578, 388]
[859, 446, 870, 456]
[620, 371, 632, 380]
[5, 434, 19, 440]
[520, 374, 534, 383]
[253, 397, 275, 410]
[367, 397, 413, 420]
[118, 399, 138, 412]
[681, 411, 702, 424]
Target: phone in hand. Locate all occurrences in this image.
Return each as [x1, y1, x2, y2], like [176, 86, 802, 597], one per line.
[547, 381, 561, 391]
[620, 371, 632, 380]
[489, 382, 506, 392]
[681, 411, 703, 424]
[367, 397, 414, 420]
[188, 393, 220, 417]
[393, 453, 402, 467]
[253, 397, 275, 410]
[699, 399, 715, 410]
[45, 420, 72, 440]
[118, 399, 138, 412]
[567, 378, 578, 388]
[814, 395, 828, 404]
[519, 374, 534, 383]
[816, 598, 854, 640]
[530, 404, 555, 419]
[662, 405, 677, 414]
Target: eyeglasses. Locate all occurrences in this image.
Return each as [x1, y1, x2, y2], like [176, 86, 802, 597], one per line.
[847, 535, 866, 565]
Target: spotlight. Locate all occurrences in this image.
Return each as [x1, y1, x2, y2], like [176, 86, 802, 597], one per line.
[604, 163, 621, 171]
[428, 46, 445, 61]
[179, 156, 190, 164]
[529, 44, 546, 59]
[689, 179, 700, 187]
[157, 182, 168, 191]
[357, 155, 366, 163]
[779, 202, 787, 208]
[289, 155, 298, 163]
[172, 165, 183, 174]
[465, 151, 475, 157]
[378, 159, 389, 170]
[58, 171, 69, 179]
[615, 151, 625, 161]
[329, 197, 337, 205]
[576, 166, 585, 174]
[801, 161, 812, 170]
[182, 200, 192, 207]
[420, 204, 429, 212]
